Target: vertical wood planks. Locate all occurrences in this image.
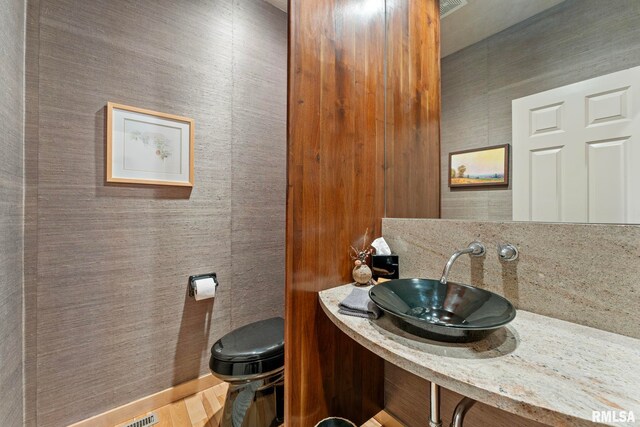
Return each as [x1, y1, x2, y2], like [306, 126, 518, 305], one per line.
[286, 0, 387, 424]
[385, 0, 441, 218]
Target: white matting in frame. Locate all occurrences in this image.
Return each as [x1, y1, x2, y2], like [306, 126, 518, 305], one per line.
[107, 102, 194, 186]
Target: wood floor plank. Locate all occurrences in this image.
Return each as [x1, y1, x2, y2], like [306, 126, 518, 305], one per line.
[201, 391, 215, 418]
[154, 406, 174, 427]
[184, 394, 209, 427]
[212, 383, 228, 406]
[169, 400, 191, 426]
[118, 380, 394, 427]
[202, 388, 224, 418]
[369, 410, 404, 427]
[362, 419, 383, 427]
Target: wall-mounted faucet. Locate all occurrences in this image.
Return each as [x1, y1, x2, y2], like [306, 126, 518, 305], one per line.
[440, 242, 486, 284]
[497, 243, 519, 262]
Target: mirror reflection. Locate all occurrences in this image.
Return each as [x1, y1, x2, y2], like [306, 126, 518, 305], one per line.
[439, 0, 640, 224]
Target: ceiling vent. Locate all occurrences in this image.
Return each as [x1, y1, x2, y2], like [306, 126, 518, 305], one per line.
[440, 0, 468, 18]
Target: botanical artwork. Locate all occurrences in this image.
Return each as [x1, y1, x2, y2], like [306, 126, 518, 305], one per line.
[130, 130, 172, 160]
[123, 119, 182, 175]
[107, 102, 194, 186]
[449, 145, 509, 188]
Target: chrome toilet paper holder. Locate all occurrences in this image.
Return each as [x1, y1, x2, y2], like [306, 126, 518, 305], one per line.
[188, 272, 218, 298]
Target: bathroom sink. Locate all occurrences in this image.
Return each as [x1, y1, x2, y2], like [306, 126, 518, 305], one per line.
[369, 278, 516, 342]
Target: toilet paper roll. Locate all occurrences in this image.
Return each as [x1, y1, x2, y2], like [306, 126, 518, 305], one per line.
[193, 277, 217, 301]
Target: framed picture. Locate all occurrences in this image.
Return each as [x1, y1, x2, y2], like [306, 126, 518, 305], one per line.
[449, 144, 509, 188]
[106, 102, 194, 187]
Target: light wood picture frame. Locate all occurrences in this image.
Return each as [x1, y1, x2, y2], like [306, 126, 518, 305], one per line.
[106, 102, 194, 187]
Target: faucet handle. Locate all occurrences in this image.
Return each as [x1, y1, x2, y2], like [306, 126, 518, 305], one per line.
[468, 241, 486, 257]
[497, 243, 519, 262]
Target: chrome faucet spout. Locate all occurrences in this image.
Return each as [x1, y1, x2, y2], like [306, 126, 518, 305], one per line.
[440, 248, 473, 283]
[440, 242, 486, 284]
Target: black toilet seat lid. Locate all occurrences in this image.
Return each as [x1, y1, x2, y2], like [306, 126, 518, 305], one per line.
[211, 317, 284, 363]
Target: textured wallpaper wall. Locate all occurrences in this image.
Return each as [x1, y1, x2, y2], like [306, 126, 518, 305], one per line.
[0, 0, 25, 426]
[24, 0, 287, 425]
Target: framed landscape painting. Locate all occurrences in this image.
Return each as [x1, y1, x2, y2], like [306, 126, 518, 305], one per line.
[106, 102, 194, 187]
[449, 144, 509, 188]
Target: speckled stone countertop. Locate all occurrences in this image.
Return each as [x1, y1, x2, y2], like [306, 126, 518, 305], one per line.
[319, 283, 640, 427]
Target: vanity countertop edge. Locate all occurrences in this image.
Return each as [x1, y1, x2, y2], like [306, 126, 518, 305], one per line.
[319, 283, 640, 427]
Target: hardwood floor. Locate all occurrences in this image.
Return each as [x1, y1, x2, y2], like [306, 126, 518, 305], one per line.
[363, 411, 406, 427]
[116, 382, 229, 427]
[117, 382, 402, 427]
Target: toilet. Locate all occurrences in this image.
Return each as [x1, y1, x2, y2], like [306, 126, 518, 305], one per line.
[210, 317, 284, 427]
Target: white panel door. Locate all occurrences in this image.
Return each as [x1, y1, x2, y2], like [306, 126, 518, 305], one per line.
[512, 66, 640, 223]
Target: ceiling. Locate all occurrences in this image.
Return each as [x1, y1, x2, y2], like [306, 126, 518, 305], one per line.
[441, 0, 565, 57]
[264, 0, 287, 12]
[263, 0, 566, 58]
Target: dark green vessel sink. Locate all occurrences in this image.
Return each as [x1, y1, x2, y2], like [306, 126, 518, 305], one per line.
[369, 278, 516, 342]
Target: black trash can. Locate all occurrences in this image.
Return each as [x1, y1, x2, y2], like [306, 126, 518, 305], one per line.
[314, 417, 357, 427]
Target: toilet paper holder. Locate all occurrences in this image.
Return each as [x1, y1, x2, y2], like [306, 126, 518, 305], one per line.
[188, 272, 218, 298]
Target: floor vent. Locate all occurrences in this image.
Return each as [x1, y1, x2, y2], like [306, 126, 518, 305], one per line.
[121, 413, 158, 427]
[440, 0, 467, 18]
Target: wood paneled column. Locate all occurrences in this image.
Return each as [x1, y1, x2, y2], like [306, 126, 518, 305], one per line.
[385, 0, 442, 218]
[286, 0, 386, 425]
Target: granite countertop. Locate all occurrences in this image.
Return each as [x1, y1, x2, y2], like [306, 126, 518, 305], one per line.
[319, 283, 640, 427]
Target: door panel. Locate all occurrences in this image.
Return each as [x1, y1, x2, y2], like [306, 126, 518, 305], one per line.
[530, 147, 562, 222]
[513, 66, 640, 223]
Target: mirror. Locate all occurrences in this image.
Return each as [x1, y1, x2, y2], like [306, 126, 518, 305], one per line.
[439, 0, 640, 224]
